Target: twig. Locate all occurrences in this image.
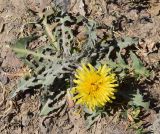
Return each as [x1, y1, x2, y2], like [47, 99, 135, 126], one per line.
[0, 82, 5, 106]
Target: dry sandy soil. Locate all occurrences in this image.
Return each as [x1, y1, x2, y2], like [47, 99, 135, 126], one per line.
[0, 0, 160, 134]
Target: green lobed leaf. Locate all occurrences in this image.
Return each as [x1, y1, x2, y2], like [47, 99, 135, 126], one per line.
[11, 36, 38, 58]
[11, 37, 57, 63]
[10, 77, 38, 98]
[130, 90, 150, 110]
[118, 37, 139, 51]
[40, 99, 55, 116]
[130, 51, 150, 78]
[84, 107, 106, 129]
[40, 90, 66, 116]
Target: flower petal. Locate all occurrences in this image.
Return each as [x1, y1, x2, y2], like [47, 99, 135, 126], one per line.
[72, 64, 118, 111]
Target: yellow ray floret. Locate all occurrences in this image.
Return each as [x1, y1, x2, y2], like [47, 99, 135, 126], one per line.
[71, 64, 118, 111]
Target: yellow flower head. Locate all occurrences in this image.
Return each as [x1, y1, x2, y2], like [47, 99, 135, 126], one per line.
[71, 64, 118, 111]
